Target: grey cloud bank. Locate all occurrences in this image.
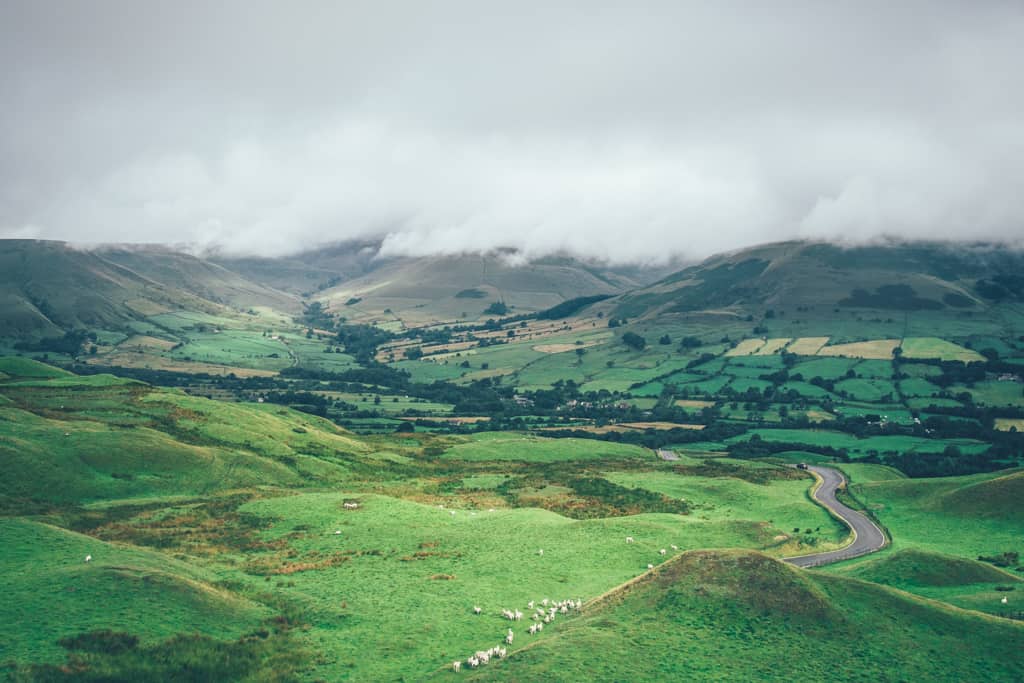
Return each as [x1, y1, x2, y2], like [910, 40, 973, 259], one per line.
[1, 1, 1022, 262]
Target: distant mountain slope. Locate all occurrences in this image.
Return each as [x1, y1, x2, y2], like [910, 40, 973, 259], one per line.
[98, 245, 298, 313]
[317, 252, 649, 326]
[214, 241, 681, 299]
[0, 240, 216, 337]
[0, 240, 298, 338]
[210, 239, 382, 295]
[609, 240, 1024, 321]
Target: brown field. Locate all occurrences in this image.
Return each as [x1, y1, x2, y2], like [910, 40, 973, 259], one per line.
[816, 339, 901, 360]
[533, 340, 603, 354]
[539, 421, 703, 434]
[539, 425, 633, 434]
[123, 298, 173, 316]
[121, 335, 178, 351]
[399, 416, 491, 424]
[725, 338, 766, 356]
[786, 336, 830, 355]
[85, 352, 276, 377]
[619, 422, 705, 431]
[674, 399, 716, 409]
[994, 418, 1024, 432]
[755, 338, 792, 355]
[376, 317, 611, 362]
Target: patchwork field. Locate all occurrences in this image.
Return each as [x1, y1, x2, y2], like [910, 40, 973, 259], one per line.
[5, 239, 1024, 680]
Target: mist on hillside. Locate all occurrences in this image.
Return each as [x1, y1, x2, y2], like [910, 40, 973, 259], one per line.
[2, 2, 1023, 262]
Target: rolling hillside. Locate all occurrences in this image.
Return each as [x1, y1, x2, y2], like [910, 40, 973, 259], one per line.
[210, 239, 383, 295]
[451, 549, 1024, 681]
[0, 240, 297, 339]
[316, 251, 653, 327]
[606, 240, 1024, 327]
[0, 357, 372, 507]
[98, 245, 299, 313]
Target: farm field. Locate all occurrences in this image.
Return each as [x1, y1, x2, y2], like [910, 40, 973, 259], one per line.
[8, 361, 961, 681]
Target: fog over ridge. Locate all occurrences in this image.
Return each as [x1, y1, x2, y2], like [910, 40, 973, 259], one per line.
[1, 1, 1022, 263]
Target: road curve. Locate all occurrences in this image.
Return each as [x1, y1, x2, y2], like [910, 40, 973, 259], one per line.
[784, 465, 887, 568]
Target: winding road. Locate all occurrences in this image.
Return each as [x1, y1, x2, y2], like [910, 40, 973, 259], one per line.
[783, 465, 887, 568]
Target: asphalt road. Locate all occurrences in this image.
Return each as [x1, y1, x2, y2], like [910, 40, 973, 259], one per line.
[784, 465, 887, 568]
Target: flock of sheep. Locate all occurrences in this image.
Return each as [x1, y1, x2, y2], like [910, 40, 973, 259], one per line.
[452, 597, 583, 672]
[448, 534, 685, 673]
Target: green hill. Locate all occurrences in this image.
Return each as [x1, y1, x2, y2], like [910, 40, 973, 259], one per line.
[1, 518, 269, 665]
[842, 548, 1021, 588]
[848, 468, 1024, 560]
[932, 470, 1024, 519]
[450, 549, 1024, 682]
[607, 240, 1024, 334]
[0, 359, 370, 507]
[317, 252, 647, 326]
[0, 240, 296, 340]
[98, 245, 298, 313]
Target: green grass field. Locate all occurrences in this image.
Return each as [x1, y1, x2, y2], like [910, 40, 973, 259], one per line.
[441, 432, 651, 462]
[2, 328, 1024, 681]
[448, 549, 1024, 682]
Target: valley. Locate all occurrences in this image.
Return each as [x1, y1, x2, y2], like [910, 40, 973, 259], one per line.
[1, 239, 1022, 680]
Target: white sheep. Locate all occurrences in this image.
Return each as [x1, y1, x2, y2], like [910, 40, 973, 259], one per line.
[84, 555, 92, 563]
[626, 536, 635, 543]
[452, 661, 461, 672]
[1001, 596, 1009, 604]
[647, 563, 654, 570]
[659, 549, 666, 555]
[538, 549, 544, 556]
[473, 606, 482, 614]
[671, 544, 679, 551]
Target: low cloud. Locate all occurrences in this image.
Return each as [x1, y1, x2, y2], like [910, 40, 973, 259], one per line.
[1, 1, 1022, 262]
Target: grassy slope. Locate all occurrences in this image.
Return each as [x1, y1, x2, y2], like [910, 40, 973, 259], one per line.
[831, 548, 1023, 618]
[847, 468, 1024, 559]
[604, 470, 847, 555]
[448, 549, 1024, 682]
[0, 518, 268, 664]
[0, 359, 370, 506]
[822, 466, 1024, 615]
[441, 432, 650, 462]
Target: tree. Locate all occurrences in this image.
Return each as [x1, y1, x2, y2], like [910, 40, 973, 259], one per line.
[658, 334, 671, 345]
[484, 301, 509, 316]
[622, 332, 646, 351]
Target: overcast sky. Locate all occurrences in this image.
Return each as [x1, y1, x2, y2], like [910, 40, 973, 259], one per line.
[1, 1, 1022, 262]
